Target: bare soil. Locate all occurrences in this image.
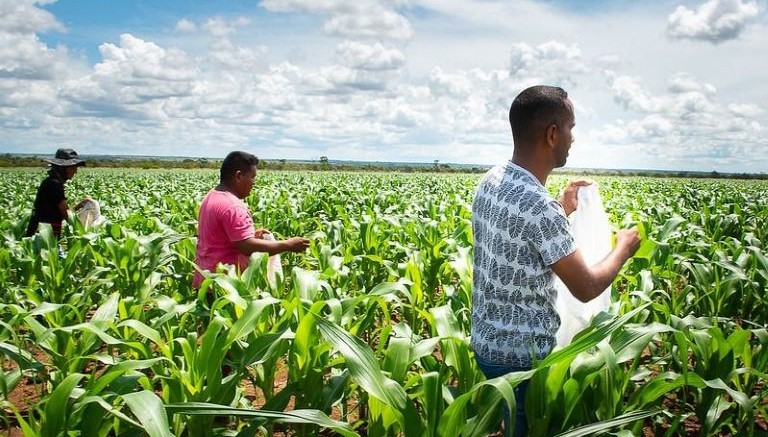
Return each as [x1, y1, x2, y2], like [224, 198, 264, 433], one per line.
[1, 346, 48, 436]
[4, 342, 766, 436]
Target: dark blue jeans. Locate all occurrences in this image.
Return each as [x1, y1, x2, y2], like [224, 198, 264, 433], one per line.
[476, 357, 530, 437]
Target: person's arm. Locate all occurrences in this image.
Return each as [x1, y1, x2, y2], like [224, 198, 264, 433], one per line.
[233, 236, 309, 257]
[551, 229, 641, 302]
[58, 199, 69, 219]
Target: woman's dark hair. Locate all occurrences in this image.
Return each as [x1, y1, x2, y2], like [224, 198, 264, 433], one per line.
[220, 151, 259, 182]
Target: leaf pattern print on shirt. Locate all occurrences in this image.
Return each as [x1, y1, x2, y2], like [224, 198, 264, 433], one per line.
[471, 161, 576, 368]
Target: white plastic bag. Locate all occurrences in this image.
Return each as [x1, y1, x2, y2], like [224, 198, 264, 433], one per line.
[261, 232, 283, 287]
[76, 199, 106, 227]
[555, 184, 613, 346]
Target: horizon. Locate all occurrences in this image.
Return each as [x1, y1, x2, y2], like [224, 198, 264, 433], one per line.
[4, 151, 765, 175]
[1, 0, 767, 173]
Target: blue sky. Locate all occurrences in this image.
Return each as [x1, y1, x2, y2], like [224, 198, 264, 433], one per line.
[1, 0, 767, 172]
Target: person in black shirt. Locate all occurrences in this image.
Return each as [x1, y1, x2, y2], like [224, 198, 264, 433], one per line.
[26, 148, 88, 239]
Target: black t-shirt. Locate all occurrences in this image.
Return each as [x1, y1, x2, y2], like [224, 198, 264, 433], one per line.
[26, 174, 66, 237]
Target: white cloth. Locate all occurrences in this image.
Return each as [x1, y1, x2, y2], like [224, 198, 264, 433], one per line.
[555, 184, 613, 346]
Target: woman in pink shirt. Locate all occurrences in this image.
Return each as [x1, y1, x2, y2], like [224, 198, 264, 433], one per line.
[193, 151, 309, 288]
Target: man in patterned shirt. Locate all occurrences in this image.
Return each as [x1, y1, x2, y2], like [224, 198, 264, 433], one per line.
[471, 85, 640, 436]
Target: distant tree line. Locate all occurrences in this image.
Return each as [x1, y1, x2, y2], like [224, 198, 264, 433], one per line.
[1, 154, 765, 179]
[0, 154, 489, 174]
[555, 167, 768, 180]
[0, 154, 220, 170]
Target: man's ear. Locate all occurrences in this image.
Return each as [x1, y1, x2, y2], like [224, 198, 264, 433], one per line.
[546, 123, 559, 147]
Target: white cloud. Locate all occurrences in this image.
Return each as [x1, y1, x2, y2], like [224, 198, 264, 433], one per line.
[312, 65, 388, 92]
[58, 34, 199, 119]
[96, 34, 198, 82]
[260, 0, 355, 14]
[203, 16, 251, 38]
[173, 17, 268, 71]
[207, 38, 267, 70]
[667, 0, 760, 43]
[0, 77, 56, 106]
[410, 0, 551, 32]
[335, 41, 405, 70]
[606, 71, 730, 120]
[595, 70, 765, 169]
[728, 102, 763, 117]
[1, 0, 767, 172]
[261, 0, 413, 40]
[666, 72, 717, 95]
[0, 31, 72, 80]
[428, 67, 474, 98]
[0, 0, 73, 81]
[323, 9, 413, 39]
[0, 0, 81, 134]
[175, 19, 197, 33]
[606, 72, 663, 112]
[509, 41, 588, 86]
[0, 0, 63, 34]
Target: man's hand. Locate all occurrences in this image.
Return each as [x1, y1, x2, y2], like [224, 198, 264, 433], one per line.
[73, 198, 93, 211]
[283, 237, 310, 252]
[559, 179, 592, 216]
[615, 228, 641, 258]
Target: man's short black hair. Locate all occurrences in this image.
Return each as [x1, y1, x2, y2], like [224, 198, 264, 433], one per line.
[220, 151, 259, 182]
[509, 85, 571, 145]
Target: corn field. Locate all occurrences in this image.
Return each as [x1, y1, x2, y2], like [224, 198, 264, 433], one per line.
[0, 168, 767, 436]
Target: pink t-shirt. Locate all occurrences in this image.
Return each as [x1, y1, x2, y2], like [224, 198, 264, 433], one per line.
[193, 189, 255, 288]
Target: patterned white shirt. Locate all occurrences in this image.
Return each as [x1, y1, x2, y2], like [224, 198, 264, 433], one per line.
[471, 161, 576, 368]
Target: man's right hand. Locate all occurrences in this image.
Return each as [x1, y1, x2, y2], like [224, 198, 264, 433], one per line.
[552, 227, 641, 303]
[615, 228, 641, 259]
[283, 237, 310, 252]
